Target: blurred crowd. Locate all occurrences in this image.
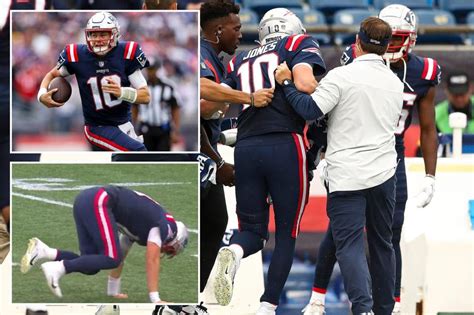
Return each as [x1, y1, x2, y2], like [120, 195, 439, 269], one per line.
[12, 11, 198, 150]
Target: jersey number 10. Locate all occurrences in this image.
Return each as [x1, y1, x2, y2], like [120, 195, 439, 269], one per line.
[87, 74, 122, 110]
[237, 53, 279, 94]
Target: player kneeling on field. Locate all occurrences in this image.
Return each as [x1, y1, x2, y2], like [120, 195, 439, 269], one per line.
[21, 185, 188, 302]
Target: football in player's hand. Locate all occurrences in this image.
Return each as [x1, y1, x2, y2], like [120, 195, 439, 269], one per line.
[48, 77, 72, 103]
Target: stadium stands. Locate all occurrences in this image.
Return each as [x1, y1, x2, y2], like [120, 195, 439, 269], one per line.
[333, 9, 377, 45]
[438, 0, 474, 23]
[373, 0, 432, 10]
[414, 9, 464, 44]
[292, 8, 331, 45]
[246, 0, 302, 18]
[467, 11, 474, 44]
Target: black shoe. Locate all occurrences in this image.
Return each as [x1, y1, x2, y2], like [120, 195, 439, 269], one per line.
[26, 310, 48, 315]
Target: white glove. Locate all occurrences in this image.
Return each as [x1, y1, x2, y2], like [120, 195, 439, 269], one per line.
[416, 175, 435, 208]
[316, 159, 328, 189]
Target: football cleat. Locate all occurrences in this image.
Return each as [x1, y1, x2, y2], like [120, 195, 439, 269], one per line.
[41, 261, 64, 298]
[214, 247, 237, 306]
[21, 238, 50, 274]
[96, 305, 120, 315]
[302, 300, 325, 315]
[26, 309, 48, 315]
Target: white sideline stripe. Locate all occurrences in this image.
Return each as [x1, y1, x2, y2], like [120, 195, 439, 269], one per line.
[12, 192, 73, 208]
[13, 181, 193, 191]
[12, 192, 198, 233]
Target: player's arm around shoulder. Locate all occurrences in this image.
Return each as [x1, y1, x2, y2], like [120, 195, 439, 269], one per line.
[293, 63, 318, 94]
[37, 66, 65, 108]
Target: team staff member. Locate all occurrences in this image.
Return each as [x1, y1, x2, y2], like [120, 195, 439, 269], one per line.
[275, 17, 403, 315]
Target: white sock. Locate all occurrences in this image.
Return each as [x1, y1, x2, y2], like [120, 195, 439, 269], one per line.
[228, 244, 244, 264]
[107, 276, 121, 296]
[260, 301, 277, 311]
[57, 261, 66, 276]
[310, 291, 326, 304]
[45, 247, 58, 261]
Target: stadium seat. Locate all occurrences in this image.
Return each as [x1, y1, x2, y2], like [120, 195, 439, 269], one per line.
[309, 0, 369, 20]
[373, 0, 432, 10]
[291, 9, 331, 45]
[333, 9, 378, 45]
[438, 0, 474, 23]
[467, 11, 474, 45]
[245, 0, 303, 19]
[413, 9, 464, 44]
[239, 8, 259, 26]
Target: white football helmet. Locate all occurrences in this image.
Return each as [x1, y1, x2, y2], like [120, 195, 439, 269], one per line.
[258, 8, 306, 45]
[378, 4, 417, 62]
[162, 221, 189, 258]
[85, 11, 120, 55]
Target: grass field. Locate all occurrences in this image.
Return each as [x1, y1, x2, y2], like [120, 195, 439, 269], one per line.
[11, 163, 198, 304]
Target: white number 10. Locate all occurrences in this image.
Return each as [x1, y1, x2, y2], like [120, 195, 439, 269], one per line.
[87, 74, 122, 110]
[237, 53, 279, 93]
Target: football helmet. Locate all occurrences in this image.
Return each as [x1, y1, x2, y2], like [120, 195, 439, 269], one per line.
[85, 11, 120, 55]
[378, 4, 417, 62]
[162, 221, 189, 258]
[258, 8, 306, 45]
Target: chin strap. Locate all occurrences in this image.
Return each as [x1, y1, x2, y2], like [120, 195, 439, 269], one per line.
[401, 57, 415, 92]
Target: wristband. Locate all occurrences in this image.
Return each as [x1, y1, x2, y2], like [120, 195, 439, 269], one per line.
[119, 87, 138, 103]
[149, 291, 160, 303]
[217, 159, 225, 170]
[37, 87, 47, 103]
[426, 174, 435, 179]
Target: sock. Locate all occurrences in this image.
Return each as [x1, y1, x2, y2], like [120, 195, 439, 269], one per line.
[260, 301, 277, 311]
[229, 244, 244, 265]
[107, 276, 121, 296]
[57, 261, 66, 276]
[310, 288, 326, 304]
[45, 247, 58, 261]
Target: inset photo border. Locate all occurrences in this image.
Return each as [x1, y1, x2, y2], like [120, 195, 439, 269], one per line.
[11, 10, 199, 153]
[11, 162, 198, 304]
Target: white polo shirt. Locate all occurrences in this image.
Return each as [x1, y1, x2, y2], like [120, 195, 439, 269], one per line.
[312, 53, 404, 193]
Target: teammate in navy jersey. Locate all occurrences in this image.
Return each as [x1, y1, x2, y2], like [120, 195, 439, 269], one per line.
[302, 5, 440, 315]
[199, 0, 241, 296]
[212, 8, 326, 314]
[38, 11, 151, 151]
[21, 185, 189, 302]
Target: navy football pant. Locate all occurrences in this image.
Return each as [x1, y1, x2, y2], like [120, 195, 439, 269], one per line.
[327, 176, 396, 315]
[84, 125, 147, 151]
[232, 133, 308, 305]
[313, 150, 407, 301]
[57, 187, 122, 275]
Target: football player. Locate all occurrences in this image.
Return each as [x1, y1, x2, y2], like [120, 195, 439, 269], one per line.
[303, 5, 440, 315]
[21, 185, 189, 302]
[199, 0, 241, 298]
[212, 8, 326, 314]
[38, 12, 151, 151]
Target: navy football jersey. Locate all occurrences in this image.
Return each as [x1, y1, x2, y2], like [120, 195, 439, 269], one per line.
[341, 45, 441, 141]
[224, 35, 326, 141]
[104, 185, 178, 247]
[200, 39, 227, 149]
[57, 42, 149, 126]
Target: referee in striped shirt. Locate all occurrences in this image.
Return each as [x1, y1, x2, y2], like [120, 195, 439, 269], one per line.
[134, 60, 180, 151]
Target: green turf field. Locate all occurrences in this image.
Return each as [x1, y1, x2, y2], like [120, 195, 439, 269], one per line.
[11, 163, 198, 304]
